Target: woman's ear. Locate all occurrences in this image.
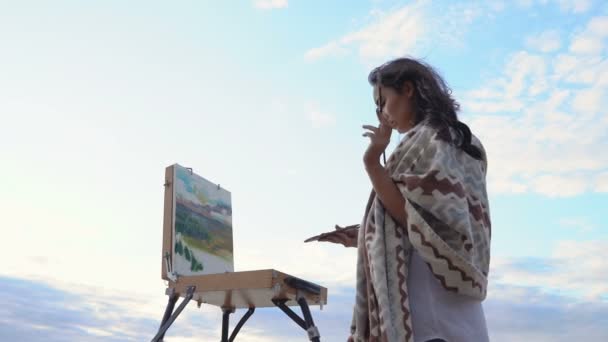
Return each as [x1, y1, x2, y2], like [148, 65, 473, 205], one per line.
[403, 81, 415, 99]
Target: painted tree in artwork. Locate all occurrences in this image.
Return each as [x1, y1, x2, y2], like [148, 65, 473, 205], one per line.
[175, 240, 184, 255]
[190, 257, 203, 272]
[184, 246, 191, 261]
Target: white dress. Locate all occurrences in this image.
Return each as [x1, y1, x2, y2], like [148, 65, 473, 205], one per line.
[407, 250, 490, 342]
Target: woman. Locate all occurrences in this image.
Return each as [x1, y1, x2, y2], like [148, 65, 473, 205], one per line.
[307, 57, 491, 342]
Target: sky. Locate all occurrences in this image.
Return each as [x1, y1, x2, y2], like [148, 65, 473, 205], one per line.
[1, 0, 607, 341]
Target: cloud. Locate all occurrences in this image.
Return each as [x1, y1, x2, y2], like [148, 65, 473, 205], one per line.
[572, 86, 604, 113]
[553, 54, 605, 83]
[0, 274, 354, 342]
[0, 276, 159, 341]
[463, 16, 608, 197]
[0, 275, 304, 342]
[555, 0, 593, 13]
[526, 30, 562, 52]
[485, 286, 608, 341]
[569, 15, 608, 55]
[4, 251, 608, 342]
[305, 103, 337, 128]
[570, 36, 603, 55]
[304, 0, 494, 63]
[483, 238, 608, 340]
[595, 172, 608, 192]
[304, 41, 348, 61]
[588, 16, 608, 36]
[490, 240, 608, 300]
[252, 0, 287, 10]
[305, 0, 428, 62]
[531, 174, 588, 197]
[304, 1, 596, 63]
[515, 0, 535, 8]
[504, 51, 548, 97]
[516, 0, 594, 13]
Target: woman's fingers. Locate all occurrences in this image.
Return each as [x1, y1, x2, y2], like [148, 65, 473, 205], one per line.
[363, 125, 379, 139]
[322, 235, 346, 244]
[319, 236, 346, 246]
[311, 230, 356, 248]
[362, 125, 379, 132]
[319, 231, 348, 242]
[318, 231, 343, 240]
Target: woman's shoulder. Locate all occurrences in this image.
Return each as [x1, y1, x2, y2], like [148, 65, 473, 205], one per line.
[404, 121, 439, 141]
[412, 121, 488, 164]
[407, 121, 456, 146]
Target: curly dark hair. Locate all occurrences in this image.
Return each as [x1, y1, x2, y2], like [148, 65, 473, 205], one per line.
[368, 57, 483, 161]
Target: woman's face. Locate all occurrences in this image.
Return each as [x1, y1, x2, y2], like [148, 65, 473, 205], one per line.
[373, 82, 415, 133]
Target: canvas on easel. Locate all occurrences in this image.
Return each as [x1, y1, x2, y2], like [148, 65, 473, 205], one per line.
[163, 164, 234, 280]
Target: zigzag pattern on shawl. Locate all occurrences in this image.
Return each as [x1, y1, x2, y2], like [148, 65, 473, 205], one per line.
[398, 172, 491, 242]
[392, 209, 412, 339]
[410, 224, 483, 291]
[367, 284, 380, 339]
[398, 170, 465, 197]
[467, 197, 491, 235]
[352, 190, 383, 341]
[366, 214, 386, 342]
[364, 210, 383, 340]
[395, 244, 413, 340]
[423, 265, 459, 293]
[367, 266, 381, 338]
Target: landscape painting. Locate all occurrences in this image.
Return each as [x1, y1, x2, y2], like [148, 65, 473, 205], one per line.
[172, 164, 233, 276]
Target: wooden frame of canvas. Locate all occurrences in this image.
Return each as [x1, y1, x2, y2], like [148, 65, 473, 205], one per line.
[157, 164, 327, 341]
[162, 165, 174, 281]
[161, 164, 327, 305]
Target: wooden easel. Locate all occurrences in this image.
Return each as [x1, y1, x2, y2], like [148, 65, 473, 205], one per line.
[150, 270, 327, 342]
[151, 165, 328, 341]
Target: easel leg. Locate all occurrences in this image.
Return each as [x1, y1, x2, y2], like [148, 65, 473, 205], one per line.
[229, 307, 255, 342]
[156, 291, 179, 341]
[151, 286, 196, 342]
[219, 307, 256, 342]
[298, 297, 320, 342]
[272, 298, 321, 341]
[273, 299, 306, 329]
[221, 307, 234, 342]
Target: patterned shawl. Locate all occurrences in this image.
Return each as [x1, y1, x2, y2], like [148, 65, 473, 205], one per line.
[350, 123, 491, 342]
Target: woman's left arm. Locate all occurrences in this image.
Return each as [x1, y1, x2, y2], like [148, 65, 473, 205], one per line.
[365, 161, 408, 228]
